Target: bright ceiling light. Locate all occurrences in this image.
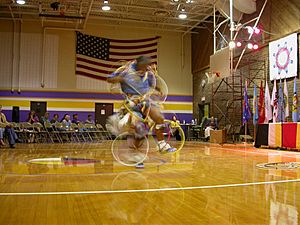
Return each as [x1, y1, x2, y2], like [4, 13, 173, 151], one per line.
[253, 44, 259, 50]
[247, 43, 253, 49]
[178, 8, 187, 19]
[102, 0, 111, 11]
[178, 13, 187, 19]
[229, 41, 236, 49]
[236, 41, 242, 47]
[254, 27, 261, 34]
[102, 5, 110, 11]
[16, 0, 26, 4]
[246, 26, 253, 34]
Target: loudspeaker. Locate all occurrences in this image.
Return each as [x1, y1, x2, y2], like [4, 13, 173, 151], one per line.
[12, 106, 20, 123]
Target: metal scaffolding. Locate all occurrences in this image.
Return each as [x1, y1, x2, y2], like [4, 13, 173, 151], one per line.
[210, 0, 268, 141]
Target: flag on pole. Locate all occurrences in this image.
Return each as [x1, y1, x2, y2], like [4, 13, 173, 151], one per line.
[283, 79, 289, 119]
[292, 78, 299, 122]
[253, 84, 259, 125]
[258, 80, 265, 124]
[265, 80, 272, 122]
[277, 80, 285, 122]
[271, 79, 278, 123]
[243, 80, 251, 125]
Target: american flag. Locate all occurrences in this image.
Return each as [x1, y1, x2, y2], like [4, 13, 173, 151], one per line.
[76, 32, 159, 80]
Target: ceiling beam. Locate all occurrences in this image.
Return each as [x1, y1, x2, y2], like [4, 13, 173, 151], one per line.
[82, 0, 94, 29]
[88, 15, 206, 29]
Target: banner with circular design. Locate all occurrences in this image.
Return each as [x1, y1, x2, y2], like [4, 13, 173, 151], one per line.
[269, 33, 298, 81]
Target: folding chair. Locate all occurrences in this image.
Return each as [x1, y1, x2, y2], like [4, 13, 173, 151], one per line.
[44, 122, 62, 143]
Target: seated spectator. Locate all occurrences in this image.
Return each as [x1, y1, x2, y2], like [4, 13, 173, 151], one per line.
[27, 110, 39, 124]
[204, 116, 218, 141]
[85, 115, 95, 124]
[50, 114, 59, 124]
[72, 114, 80, 124]
[0, 127, 5, 146]
[170, 115, 181, 141]
[61, 114, 72, 129]
[41, 112, 50, 125]
[0, 105, 18, 148]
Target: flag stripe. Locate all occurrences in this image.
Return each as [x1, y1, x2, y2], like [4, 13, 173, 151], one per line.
[110, 49, 157, 56]
[77, 54, 157, 63]
[109, 46, 157, 53]
[77, 57, 120, 69]
[77, 54, 157, 66]
[110, 39, 158, 47]
[76, 71, 107, 81]
[109, 36, 159, 43]
[76, 64, 111, 75]
[77, 62, 116, 73]
[110, 42, 157, 50]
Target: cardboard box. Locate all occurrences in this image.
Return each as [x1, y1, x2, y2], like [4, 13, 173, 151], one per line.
[210, 129, 226, 144]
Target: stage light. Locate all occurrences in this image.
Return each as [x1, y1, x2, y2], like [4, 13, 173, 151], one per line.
[16, 0, 26, 4]
[247, 43, 253, 49]
[254, 27, 260, 34]
[102, 0, 111, 11]
[178, 8, 187, 19]
[246, 26, 253, 34]
[229, 41, 236, 49]
[236, 41, 242, 47]
[253, 44, 259, 50]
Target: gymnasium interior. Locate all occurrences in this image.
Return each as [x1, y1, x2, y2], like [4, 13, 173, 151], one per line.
[0, 0, 300, 224]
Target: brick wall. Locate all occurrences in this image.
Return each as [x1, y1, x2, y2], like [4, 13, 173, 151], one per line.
[193, 0, 300, 138]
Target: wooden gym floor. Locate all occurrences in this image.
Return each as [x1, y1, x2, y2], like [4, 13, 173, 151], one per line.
[0, 141, 300, 225]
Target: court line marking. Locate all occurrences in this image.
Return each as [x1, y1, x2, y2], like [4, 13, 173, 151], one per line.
[208, 145, 300, 158]
[0, 178, 300, 196]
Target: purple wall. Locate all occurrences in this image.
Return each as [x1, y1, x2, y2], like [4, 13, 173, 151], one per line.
[1, 90, 193, 123]
[3, 110, 193, 124]
[0, 90, 193, 102]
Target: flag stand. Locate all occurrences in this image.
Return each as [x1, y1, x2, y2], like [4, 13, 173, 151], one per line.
[253, 124, 256, 143]
[243, 122, 248, 144]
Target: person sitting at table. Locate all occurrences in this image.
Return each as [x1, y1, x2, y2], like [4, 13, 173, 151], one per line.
[204, 116, 218, 141]
[170, 115, 181, 141]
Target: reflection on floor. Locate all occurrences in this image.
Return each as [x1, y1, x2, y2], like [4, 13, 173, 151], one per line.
[0, 141, 299, 224]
